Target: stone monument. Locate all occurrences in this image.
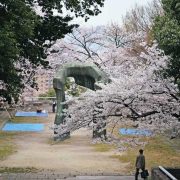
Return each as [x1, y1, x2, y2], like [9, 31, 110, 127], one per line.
[53, 62, 110, 140]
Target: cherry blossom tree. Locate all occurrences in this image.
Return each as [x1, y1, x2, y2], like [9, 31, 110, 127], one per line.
[42, 19, 180, 141]
[47, 26, 147, 69]
[104, 23, 144, 48]
[53, 42, 180, 140]
[47, 27, 106, 69]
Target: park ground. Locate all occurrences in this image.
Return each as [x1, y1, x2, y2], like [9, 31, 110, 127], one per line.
[0, 112, 180, 176]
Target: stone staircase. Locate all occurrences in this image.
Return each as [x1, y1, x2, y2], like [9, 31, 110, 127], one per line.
[0, 173, 136, 180]
[64, 176, 135, 180]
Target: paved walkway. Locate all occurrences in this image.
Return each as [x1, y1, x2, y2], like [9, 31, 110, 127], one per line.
[0, 173, 136, 180]
[0, 110, 139, 180]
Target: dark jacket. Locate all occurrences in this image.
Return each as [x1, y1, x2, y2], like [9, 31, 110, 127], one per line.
[135, 154, 145, 169]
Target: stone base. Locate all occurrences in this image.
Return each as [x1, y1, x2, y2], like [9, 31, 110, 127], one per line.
[151, 168, 169, 180]
[54, 131, 70, 141]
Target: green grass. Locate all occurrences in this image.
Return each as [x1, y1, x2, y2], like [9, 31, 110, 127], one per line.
[111, 135, 180, 173]
[10, 117, 46, 123]
[93, 143, 116, 152]
[47, 138, 72, 145]
[0, 167, 39, 173]
[105, 120, 180, 174]
[0, 132, 17, 160]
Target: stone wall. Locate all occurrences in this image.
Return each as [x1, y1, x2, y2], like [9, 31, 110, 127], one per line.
[151, 168, 170, 180]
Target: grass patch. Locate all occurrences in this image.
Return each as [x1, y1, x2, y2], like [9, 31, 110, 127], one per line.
[47, 138, 71, 145]
[111, 135, 180, 173]
[48, 134, 94, 146]
[0, 167, 39, 173]
[93, 143, 115, 152]
[0, 132, 17, 160]
[145, 136, 180, 167]
[10, 117, 46, 123]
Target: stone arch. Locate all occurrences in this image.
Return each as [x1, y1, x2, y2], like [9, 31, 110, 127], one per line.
[53, 63, 110, 139]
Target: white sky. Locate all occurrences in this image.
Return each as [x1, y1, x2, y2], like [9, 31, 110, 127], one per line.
[75, 0, 153, 27]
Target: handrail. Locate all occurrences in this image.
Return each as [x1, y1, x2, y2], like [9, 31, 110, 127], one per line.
[28, 97, 56, 99]
[159, 166, 177, 180]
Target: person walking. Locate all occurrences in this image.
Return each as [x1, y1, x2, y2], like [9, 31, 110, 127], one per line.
[135, 149, 146, 180]
[52, 100, 56, 113]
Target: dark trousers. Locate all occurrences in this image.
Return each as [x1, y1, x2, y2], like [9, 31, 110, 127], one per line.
[135, 168, 146, 180]
[52, 104, 56, 113]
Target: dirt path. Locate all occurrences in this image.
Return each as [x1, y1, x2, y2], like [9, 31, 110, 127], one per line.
[0, 114, 128, 175]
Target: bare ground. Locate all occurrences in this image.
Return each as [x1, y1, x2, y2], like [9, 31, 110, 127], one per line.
[0, 114, 128, 175]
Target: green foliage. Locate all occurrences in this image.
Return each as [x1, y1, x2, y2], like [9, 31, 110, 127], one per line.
[64, 78, 72, 90]
[39, 88, 56, 97]
[65, 77, 87, 97]
[153, 0, 180, 90]
[0, 0, 105, 103]
[68, 85, 87, 97]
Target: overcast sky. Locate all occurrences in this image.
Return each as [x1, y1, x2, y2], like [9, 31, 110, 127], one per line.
[74, 0, 153, 27]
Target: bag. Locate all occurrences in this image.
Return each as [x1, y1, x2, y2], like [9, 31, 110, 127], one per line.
[141, 169, 149, 178]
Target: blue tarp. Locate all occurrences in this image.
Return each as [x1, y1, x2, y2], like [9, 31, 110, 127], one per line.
[119, 128, 152, 136]
[15, 111, 48, 117]
[2, 123, 44, 132]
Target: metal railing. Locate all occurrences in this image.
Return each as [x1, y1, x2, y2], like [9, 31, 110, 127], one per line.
[159, 166, 178, 180]
[24, 96, 56, 102]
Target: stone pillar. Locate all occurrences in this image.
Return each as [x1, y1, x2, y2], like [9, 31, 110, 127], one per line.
[53, 80, 70, 140]
[93, 101, 107, 140]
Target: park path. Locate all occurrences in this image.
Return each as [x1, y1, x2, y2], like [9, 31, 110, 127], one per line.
[0, 113, 128, 176]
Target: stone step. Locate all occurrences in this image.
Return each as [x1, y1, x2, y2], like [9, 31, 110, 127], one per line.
[0, 174, 144, 180]
[64, 176, 135, 180]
